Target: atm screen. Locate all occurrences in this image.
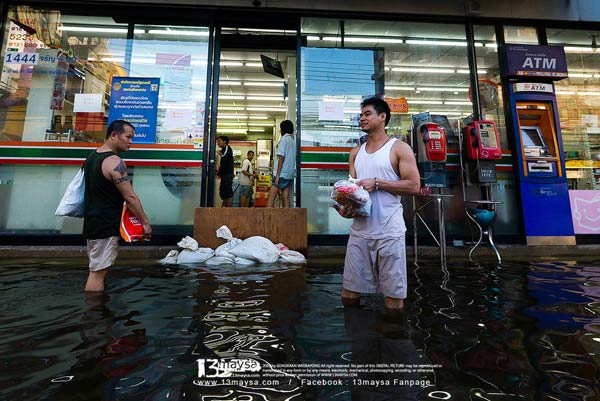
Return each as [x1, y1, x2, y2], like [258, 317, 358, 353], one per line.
[520, 126, 545, 148]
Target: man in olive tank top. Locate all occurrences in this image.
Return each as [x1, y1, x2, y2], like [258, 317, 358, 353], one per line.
[334, 97, 420, 310]
[83, 120, 151, 292]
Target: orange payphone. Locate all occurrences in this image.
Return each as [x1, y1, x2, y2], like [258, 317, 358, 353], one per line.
[465, 120, 502, 160]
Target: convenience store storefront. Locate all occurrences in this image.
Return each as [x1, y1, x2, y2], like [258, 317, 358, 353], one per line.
[1, 1, 599, 244]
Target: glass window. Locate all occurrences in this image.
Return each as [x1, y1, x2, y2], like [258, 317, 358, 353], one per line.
[0, 6, 210, 235]
[504, 26, 539, 44]
[548, 28, 600, 190]
[301, 18, 473, 235]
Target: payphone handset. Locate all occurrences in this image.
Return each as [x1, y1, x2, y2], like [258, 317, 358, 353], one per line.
[418, 123, 447, 163]
[466, 120, 502, 160]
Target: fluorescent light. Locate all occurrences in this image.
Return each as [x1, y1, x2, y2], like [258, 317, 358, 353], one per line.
[221, 61, 243, 66]
[484, 43, 498, 48]
[456, 69, 487, 74]
[248, 122, 275, 126]
[392, 67, 455, 74]
[217, 128, 247, 134]
[246, 96, 283, 101]
[244, 62, 264, 67]
[564, 46, 596, 53]
[444, 101, 472, 105]
[417, 87, 469, 92]
[428, 111, 464, 115]
[218, 114, 248, 119]
[405, 39, 467, 46]
[246, 107, 287, 111]
[568, 73, 594, 78]
[220, 95, 245, 100]
[343, 37, 404, 44]
[555, 91, 576, 95]
[249, 115, 269, 119]
[248, 129, 265, 132]
[147, 29, 208, 37]
[59, 26, 128, 33]
[408, 100, 444, 105]
[218, 106, 245, 111]
[219, 81, 243, 86]
[386, 86, 415, 91]
[243, 82, 283, 87]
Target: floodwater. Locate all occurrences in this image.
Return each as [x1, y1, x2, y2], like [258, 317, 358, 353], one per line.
[1, 256, 599, 400]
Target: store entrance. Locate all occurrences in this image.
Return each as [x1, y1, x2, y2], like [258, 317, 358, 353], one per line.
[209, 32, 297, 208]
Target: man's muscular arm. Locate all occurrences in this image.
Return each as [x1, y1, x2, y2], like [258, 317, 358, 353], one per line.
[103, 156, 152, 238]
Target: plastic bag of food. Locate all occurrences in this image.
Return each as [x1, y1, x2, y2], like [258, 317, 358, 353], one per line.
[330, 179, 371, 216]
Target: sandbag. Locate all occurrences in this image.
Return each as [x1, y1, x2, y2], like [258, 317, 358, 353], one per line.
[177, 248, 214, 264]
[228, 236, 280, 264]
[177, 236, 198, 251]
[205, 255, 235, 265]
[215, 238, 242, 259]
[234, 256, 256, 265]
[160, 250, 179, 265]
[279, 250, 307, 264]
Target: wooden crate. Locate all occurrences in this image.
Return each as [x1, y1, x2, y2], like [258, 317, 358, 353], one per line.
[194, 208, 308, 255]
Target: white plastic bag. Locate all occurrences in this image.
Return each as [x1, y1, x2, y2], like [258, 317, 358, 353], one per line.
[279, 250, 307, 264]
[55, 168, 85, 217]
[215, 238, 242, 259]
[176, 248, 214, 264]
[228, 236, 280, 263]
[205, 255, 235, 265]
[160, 250, 179, 265]
[177, 236, 198, 251]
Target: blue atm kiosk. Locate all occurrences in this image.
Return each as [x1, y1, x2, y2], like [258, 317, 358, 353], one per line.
[501, 45, 575, 245]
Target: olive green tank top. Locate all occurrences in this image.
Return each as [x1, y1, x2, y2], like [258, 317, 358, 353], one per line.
[83, 151, 124, 239]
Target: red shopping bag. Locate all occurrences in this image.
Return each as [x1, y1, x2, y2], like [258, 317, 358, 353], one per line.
[120, 203, 144, 242]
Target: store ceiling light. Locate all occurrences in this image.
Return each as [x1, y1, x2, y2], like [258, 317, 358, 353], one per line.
[220, 95, 245, 100]
[218, 114, 248, 119]
[248, 129, 265, 132]
[243, 82, 283, 87]
[386, 86, 415, 91]
[564, 46, 596, 53]
[444, 101, 473, 105]
[218, 106, 245, 111]
[405, 39, 467, 46]
[217, 128, 248, 134]
[246, 96, 284, 101]
[147, 29, 209, 37]
[391, 67, 455, 74]
[248, 122, 275, 126]
[408, 100, 444, 105]
[219, 81, 243, 86]
[456, 69, 487, 74]
[568, 73, 594, 78]
[417, 87, 469, 92]
[249, 115, 269, 119]
[59, 25, 129, 33]
[221, 61, 244, 66]
[246, 107, 287, 111]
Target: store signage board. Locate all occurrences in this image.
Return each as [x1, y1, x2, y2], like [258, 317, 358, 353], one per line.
[513, 82, 554, 93]
[108, 77, 160, 144]
[502, 45, 567, 79]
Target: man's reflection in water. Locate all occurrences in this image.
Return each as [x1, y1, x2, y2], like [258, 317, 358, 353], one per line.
[344, 306, 421, 401]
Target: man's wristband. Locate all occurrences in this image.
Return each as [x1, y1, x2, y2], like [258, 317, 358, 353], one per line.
[375, 177, 379, 191]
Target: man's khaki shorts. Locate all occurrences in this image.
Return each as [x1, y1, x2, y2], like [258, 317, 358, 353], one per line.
[87, 236, 120, 272]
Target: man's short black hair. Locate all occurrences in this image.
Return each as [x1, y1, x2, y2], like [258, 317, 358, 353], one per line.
[217, 135, 229, 144]
[247, 150, 255, 156]
[106, 119, 135, 139]
[360, 96, 391, 126]
[280, 120, 294, 134]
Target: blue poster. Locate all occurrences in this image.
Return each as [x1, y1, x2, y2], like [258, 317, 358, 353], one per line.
[108, 77, 160, 143]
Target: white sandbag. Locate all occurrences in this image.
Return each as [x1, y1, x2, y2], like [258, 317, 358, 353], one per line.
[177, 248, 214, 264]
[177, 235, 198, 251]
[279, 250, 307, 264]
[205, 255, 235, 265]
[234, 257, 256, 265]
[216, 225, 234, 241]
[228, 236, 280, 264]
[160, 250, 179, 265]
[215, 238, 242, 259]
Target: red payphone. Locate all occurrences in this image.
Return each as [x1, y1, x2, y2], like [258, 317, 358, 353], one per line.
[465, 120, 502, 160]
[419, 123, 447, 162]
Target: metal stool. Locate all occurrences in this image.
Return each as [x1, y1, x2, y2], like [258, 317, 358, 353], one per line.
[465, 200, 502, 265]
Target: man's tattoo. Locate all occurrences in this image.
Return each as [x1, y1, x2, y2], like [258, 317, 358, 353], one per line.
[114, 176, 130, 184]
[113, 160, 127, 177]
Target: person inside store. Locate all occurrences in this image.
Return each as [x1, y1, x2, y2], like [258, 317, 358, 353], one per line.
[240, 150, 258, 207]
[83, 119, 152, 293]
[334, 96, 420, 310]
[267, 120, 296, 208]
[216, 135, 234, 207]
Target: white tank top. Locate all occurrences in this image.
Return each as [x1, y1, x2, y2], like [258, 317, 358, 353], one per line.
[350, 137, 406, 239]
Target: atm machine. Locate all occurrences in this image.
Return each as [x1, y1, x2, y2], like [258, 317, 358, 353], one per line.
[501, 44, 575, 245]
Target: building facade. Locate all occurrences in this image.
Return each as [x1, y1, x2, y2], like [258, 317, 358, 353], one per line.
[1, 0, 600, 244]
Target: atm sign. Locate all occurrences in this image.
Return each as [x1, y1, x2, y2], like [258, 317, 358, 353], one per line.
[513, 82, 554, 93]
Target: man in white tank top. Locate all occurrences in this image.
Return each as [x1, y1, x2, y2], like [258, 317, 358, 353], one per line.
[334, 97, 420, 310]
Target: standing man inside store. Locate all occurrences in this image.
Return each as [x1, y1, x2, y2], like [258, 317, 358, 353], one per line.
[83, 119, 151, 293]
[267, 120, 296, 208]
[216, 135, 234, 207]
[240, 150, 258, 207]
[334, 97, 420, 310]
